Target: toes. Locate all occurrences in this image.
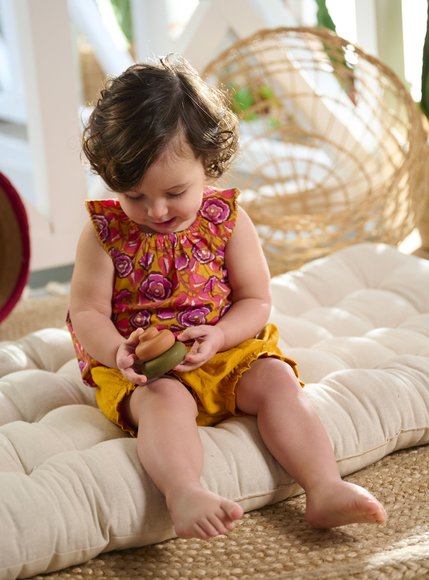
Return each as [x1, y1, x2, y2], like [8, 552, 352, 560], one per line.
[170, 492, 244, 540]
[366, 499, 387, 524]
[176, 517, 227, 540]
[195, 522, 214, 540]
[197, 501, 244, 538]
[208, 515, 229, 536]
[305, 482, 387, 528]
[223, 501, 244, 522]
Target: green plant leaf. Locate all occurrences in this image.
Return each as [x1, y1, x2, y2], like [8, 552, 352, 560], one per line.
[258, 84, 274, 100]
[109, 0, 133, 43]
[232, 87, 255, 112]
[315, 0, 356, 104]
[315, 0, 336, 32]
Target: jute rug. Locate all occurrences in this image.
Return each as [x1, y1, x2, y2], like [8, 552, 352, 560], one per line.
[2, 294, 429, 579]
[0, 292, 70, 341]
[30, 446, 429, 580]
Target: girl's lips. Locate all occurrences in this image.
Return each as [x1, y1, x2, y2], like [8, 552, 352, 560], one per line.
[151, 217, 176, 229]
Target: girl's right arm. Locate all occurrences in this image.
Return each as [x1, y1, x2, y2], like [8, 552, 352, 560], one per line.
[69, 222, 146, 383]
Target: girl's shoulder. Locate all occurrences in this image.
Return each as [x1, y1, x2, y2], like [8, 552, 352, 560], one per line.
[84, 198, 135, 251]
[202, 186, 239, 203]
[199, 186, 239, 229]
[85, 198, 123, 219]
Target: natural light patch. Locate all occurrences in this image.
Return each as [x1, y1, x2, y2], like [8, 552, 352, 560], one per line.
[167, 0, 198, 38]
[95, 0, 130, 50]
[326, 0, 357, 43]
[402, 0, 426, 101]
[399, 228, 422, 255]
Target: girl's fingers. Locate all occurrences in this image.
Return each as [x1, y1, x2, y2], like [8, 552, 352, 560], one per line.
[122, 367, 147, 384]
[173, 362, 196, 372]
[174, 350, 209, 371]
[177, 326, 208, 341]
[126, 328, 144, 344]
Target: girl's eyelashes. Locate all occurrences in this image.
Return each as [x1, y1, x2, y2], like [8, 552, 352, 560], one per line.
[123, 190, 186, 200]
[123, 193, 144, 201]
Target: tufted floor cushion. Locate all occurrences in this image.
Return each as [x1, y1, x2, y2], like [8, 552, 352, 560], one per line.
[1, 243, 428, 579]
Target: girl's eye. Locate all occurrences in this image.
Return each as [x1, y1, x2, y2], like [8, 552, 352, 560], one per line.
[124, 194, 143, 201]
[168, 191, 185, 198]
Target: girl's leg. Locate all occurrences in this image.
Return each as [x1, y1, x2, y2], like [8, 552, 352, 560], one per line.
[123, 377, 243, 539]
[236, 358, 387, 528]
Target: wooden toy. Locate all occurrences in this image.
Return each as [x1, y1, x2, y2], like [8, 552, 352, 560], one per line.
[135, 327, 187, 381]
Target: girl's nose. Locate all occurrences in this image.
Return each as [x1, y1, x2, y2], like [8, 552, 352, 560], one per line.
[147, 199, 167, 220]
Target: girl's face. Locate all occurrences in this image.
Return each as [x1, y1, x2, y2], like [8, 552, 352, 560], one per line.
[119, 143, 206, 234]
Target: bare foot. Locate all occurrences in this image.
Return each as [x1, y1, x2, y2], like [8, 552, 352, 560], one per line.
[305, 480, 387, 528]
[167, 486, 244, 539]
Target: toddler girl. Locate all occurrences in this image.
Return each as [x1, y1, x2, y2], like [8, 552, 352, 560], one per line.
[68, 56, 386, 539]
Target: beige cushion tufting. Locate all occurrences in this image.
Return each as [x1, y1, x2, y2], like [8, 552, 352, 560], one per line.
[0, 242, 428, 579]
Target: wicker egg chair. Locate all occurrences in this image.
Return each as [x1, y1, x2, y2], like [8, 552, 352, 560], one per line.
[203, 27, 429, 275]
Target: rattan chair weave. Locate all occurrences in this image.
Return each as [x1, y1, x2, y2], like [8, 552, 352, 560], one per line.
[204, 27, 429, 274]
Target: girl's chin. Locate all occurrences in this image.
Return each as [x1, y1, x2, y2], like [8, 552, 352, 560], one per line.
[136, 213, 198, 234]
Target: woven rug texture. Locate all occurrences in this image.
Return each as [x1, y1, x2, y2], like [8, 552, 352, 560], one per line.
[0, 293, 70, 341]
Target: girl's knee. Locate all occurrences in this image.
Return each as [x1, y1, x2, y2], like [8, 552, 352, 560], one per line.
[128, 377, 197, 419]
[252, 357, 299, 387]
[237, 357, 301, 412]
[265, 359, 302, 398]
[145, 377, 194, 403]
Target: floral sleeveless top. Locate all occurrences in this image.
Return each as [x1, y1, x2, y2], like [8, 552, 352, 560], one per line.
[67, 187, 239, 386]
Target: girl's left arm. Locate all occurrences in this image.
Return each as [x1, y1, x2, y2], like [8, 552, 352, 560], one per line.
[216, 205, 272, 346]
[175, 207, 271, 370]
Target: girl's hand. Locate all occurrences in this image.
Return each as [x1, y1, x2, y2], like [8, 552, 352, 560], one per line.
[174, 325, 224, 372]
[116, 328, 148, 385]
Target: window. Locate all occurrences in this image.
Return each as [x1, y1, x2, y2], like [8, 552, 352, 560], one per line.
[0, 0, 26, 123]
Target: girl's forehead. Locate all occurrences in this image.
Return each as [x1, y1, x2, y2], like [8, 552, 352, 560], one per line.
[136, 147, 204, 193]
[160, 132, 195, 163]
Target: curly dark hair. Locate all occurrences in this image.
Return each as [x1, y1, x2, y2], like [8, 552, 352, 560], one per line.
[82, 56, 239, 192]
